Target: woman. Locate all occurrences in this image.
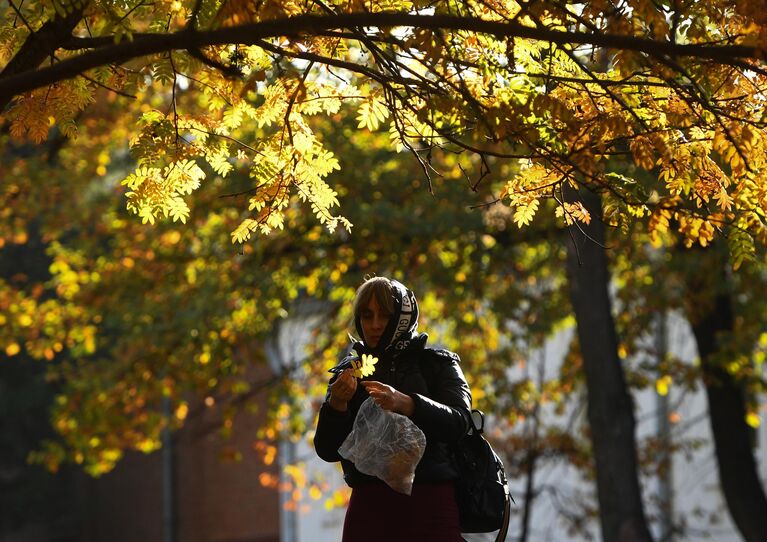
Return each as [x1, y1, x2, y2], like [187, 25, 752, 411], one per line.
[314, 276, 472, 542]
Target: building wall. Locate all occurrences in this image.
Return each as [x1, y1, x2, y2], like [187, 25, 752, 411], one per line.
[76, 450, 164, 542]
[76, 367, 281, 542]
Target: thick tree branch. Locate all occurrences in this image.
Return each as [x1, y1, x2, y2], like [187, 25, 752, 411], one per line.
[1, 12, 763, 109]
[0, 5, 86, 89]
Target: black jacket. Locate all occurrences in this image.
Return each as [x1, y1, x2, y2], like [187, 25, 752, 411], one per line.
[314, 346, 472, 487]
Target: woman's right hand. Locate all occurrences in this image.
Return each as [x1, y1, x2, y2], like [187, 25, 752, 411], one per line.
[328, 368, 357, 412]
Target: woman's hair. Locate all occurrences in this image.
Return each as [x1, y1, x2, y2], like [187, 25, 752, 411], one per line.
[352, 276, 395, 321]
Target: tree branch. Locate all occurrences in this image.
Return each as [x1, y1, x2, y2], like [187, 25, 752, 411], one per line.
[1, 13, 763, 109]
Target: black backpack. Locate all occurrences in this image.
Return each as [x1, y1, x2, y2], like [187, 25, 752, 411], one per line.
[453, 409, 512, 538]
[421, 350, 512, 539]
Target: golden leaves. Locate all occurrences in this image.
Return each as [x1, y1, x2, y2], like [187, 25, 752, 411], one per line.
[230, 121, 348, 243]
[123, 159, 204, 225]
[713, 129, 746, 172]
[4, 0, 767, 260]
[555, 201, 591, 226]
[502, 165, 549, 228]
[8, 80, 94, 143]
[531, 94, 572, 123]
[502, 163, 593, 229]
[676, 213, 716, 248]
[123, 75, 356, 244]
[714, 185, 734, 212]
[648, 208, 672, 247]
[629, 136, 657, 170]
[512, 197, 540, 228]
[231, 218, 263, 244]
[217, 0, 307, 25]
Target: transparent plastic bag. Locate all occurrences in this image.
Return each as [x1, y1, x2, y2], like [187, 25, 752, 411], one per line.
[338, 397, 427, 495]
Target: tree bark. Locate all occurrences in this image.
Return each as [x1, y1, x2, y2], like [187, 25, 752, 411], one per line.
[565, 188, 653, 542]
[686, 261, 767, 542]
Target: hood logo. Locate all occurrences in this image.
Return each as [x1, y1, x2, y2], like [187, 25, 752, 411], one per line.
[396, 316, 411, 335]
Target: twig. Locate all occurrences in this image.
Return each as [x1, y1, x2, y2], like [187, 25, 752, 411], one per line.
[187, 47, 243, 78]
[8, 1, 33, 33]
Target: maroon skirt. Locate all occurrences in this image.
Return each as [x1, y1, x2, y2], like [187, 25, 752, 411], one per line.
[342, 481, 463, 542]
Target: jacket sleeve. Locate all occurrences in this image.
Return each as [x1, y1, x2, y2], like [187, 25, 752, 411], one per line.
[313, 376, 355, 463]
[409, 350, 472, 442]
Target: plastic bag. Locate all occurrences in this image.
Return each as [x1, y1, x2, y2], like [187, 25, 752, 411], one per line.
[338, 397, 427, 495]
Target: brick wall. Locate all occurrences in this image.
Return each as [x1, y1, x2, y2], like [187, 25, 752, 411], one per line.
[76, 374, 281, 542]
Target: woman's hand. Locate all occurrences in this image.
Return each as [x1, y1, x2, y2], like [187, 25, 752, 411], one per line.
[328, 368, 357, 412]
[361, 381, 415, 417]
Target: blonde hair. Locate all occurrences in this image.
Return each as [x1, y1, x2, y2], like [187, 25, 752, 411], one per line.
[352, 276, 395, 321]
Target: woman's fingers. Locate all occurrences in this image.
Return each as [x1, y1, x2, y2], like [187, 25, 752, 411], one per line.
[331, 369, 357, 401]
[358, 381, 413, 415]
[340, 369, 355, 386]
[361, 380, 386, 391]
[362, 381, 399, 410]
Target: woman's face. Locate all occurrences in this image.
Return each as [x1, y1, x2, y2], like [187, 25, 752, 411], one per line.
[360, 296, 391, 348]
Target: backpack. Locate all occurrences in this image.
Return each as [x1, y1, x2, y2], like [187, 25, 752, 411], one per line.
[453, 409, 512, 538]
[421, 350, 513, 540]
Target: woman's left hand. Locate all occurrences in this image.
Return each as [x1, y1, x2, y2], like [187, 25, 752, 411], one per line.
[361, 381, 415, 417]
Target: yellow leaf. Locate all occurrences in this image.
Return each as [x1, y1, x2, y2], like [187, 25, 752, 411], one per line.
[175, 402, 189, 421]
[746, 412, 761, 428]
[351, 354, 378, 378]
[618, 344, 628, 359]
[5, 343, 21, 356]
[137, 439, 160, 453]
[17, 314, 33, 327]
[714, 186, 733, 211]
[357, 97, 389, 131]
[513, 198, 539, 228]
[655, 375, 671, 396]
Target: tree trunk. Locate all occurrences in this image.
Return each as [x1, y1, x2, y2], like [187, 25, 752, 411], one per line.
[686, 262, 767, 542]
[565, 188, 653, 542]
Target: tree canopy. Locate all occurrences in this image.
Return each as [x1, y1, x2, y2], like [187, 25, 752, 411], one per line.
[2, 0, 767, 267]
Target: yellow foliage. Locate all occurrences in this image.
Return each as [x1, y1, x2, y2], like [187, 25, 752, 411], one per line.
[555, 201, 591, 226]
[284, 463, 307, 489]
[5, 0, 767, 478]
[513, 197, 539, 228]
[357, 95, 390, 131]
[629, 136, 656, 170]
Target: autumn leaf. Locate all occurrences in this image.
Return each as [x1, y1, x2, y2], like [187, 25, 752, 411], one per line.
[350, 354, 378, 378]
[513, 198, 540, 228]
[555, 201, 591, 226]
[357, 96, 389, 131]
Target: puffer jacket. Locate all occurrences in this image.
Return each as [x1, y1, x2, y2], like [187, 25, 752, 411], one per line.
[313, 346, 472, 487]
